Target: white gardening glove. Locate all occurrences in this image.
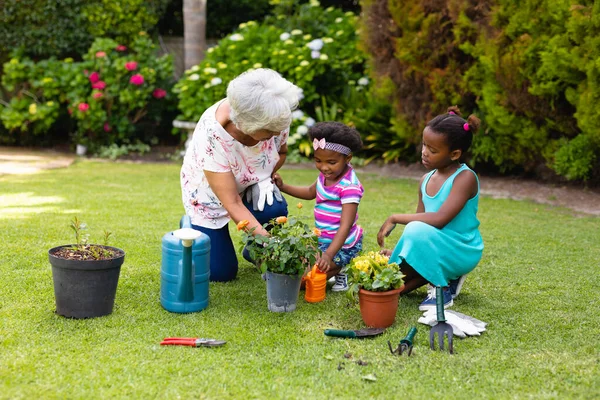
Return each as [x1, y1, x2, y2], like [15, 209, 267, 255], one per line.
[418, 309, 487, 338]
[245, 180, 274, 212]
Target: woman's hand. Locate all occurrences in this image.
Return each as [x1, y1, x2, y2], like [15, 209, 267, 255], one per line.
[377, 217, 396, 247]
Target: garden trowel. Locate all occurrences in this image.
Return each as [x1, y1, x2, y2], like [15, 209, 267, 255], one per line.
[324, 328, 385, 338]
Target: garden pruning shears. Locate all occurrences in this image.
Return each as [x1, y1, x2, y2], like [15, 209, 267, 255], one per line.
[160, 337, 226, 347]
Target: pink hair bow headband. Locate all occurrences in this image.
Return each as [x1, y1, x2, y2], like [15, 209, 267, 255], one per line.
[312, 138, 351, 155]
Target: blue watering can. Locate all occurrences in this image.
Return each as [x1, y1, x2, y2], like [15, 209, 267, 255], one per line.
[160, 216, 210, 313]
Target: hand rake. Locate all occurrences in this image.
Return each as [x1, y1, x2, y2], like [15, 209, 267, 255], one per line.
[429, 286, 454, 354]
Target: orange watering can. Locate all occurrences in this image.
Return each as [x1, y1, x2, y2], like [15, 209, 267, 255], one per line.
[304, 265, 327, 303]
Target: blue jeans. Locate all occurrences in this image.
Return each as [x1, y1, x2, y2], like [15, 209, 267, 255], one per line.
[318, 237, 363, 271]
[189, 195, 288, 282]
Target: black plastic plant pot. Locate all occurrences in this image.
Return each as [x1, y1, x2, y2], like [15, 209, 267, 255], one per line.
[48, 245, 125, 319]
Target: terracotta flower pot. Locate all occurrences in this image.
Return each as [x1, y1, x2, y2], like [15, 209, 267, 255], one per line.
[358, 286, 404, 328]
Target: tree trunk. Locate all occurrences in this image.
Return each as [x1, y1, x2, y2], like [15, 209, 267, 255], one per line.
[183, 0, 207, 70]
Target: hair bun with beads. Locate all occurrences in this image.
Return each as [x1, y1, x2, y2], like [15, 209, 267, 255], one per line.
[447, 105, 462, 116]
[466, 114, 481, 134]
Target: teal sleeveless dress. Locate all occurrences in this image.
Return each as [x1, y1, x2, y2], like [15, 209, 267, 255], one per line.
[389, 164, 483, 287]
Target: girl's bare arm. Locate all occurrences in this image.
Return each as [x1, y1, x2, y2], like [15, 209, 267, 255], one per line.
[388, 171, 477, 228]
[272, 173, 317, 200]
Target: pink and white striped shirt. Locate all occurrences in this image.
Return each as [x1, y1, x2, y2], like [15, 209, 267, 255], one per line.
[314, 167, 363, 248]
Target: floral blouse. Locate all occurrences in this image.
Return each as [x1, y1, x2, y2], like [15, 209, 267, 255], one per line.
[180, 99, 288, 228]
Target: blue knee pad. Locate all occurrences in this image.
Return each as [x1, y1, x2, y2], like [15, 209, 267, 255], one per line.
[191, 224, 238, 282]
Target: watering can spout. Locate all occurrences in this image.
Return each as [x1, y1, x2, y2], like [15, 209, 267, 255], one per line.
[172, 228, 202, 303]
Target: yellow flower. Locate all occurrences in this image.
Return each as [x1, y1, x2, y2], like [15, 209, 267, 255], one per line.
[28, 103, 37, 115]
[275, 216, 288, 224]
[297, 202, 303, 209]
[313, 228, 321, 237]
[253, 63, 262, 69]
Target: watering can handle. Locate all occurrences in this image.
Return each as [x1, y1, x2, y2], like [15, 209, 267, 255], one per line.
[180, 215, 192, 229]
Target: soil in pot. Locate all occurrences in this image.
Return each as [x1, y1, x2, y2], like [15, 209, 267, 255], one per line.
[49, 245, 125, 319]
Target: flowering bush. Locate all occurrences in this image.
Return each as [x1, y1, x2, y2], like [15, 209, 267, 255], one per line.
[67, 34, 173, 149]
[346, 252, 405, 300]
[239, 215, 320, 276]
[1, 34, 174, 149]
[173, 0, 368, 156]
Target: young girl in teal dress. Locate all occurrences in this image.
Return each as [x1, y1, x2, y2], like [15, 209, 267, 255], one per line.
[378, 106, 484, 310]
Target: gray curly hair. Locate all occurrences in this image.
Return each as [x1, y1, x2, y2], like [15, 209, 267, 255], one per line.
[227, 68, 301, 134]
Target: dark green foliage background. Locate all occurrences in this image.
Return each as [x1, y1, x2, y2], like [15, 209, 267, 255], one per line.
[362, 0, 600, 181]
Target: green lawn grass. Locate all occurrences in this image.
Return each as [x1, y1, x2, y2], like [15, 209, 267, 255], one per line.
[1, 160, 599, 399]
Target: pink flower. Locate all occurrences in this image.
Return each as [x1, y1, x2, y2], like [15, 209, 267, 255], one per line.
[95, 51, 106, 58]
[93, 92, 103, 100]
[68, 108, 73, 115]
[129, 74, 144, 86]
[78, 103, 89, 112]
[89, 71, 100, 83]
[152, 88, 167, 99]
[103, 122, 112, 132]
[125, 61, 138, 71]
[91, 81, 106, 90]
[116, 45, 127, 51]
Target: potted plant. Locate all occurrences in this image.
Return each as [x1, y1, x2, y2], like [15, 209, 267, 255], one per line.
[346, 252, 405, 328]
[239, 215, 320, 312]
[48, 217, 125, 319]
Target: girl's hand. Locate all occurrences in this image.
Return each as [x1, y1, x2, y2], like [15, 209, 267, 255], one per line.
[377, 217, 396, 247]
[316, 252, 334, 272]
[272, 173, 284, 189]
[379, 249, 392, 257]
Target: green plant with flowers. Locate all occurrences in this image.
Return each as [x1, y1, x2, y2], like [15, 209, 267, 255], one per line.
[1, 33, 174, 150]
[346, 251, 405, 301]
[173, 0, 368, 156]
[67, 34, 174, 149]
[238, 214, 320, 276]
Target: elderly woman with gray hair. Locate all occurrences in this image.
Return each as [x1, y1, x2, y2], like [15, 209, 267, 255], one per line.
[181, 68, 301, 282]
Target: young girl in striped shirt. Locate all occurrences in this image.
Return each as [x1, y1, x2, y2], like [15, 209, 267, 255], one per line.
[272, 122, 364, 291]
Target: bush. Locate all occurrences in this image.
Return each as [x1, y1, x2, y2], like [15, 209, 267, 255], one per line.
[1, 35, 175, 150]
[173, 0, 389, 157]
[1, 57, 77, 144]
[0, 0, 92, 60]
[66, 35, 174, 150]
[362, 0, 600, 180]
[0, 0, 170, 61]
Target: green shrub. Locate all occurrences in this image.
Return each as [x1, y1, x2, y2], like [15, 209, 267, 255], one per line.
[0, 0, 170, 61]
[174, 0, 386, 157]
[362, 0, 600, 180]
[0, 0, 92, 60]
[1, 35, 175, 150]
[83, 0, 171, 46]
[66, 35, 174, 149]
[552, 134, 597, 181]
[1, 57, 77, 142]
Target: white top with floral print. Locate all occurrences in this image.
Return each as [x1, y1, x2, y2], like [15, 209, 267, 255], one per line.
[180, 99, 288, 228]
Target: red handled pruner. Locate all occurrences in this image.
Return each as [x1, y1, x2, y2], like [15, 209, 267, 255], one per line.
[160, 337, 226, 347]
